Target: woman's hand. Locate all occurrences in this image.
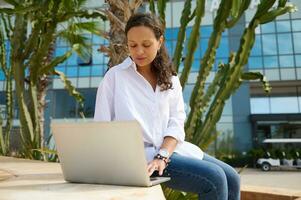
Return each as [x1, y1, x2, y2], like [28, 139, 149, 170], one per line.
[147, 159, 167, 176]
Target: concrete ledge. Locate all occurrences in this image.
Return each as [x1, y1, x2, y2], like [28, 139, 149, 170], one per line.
[241, 185, 301, 200]
[0, 156, 165, 200]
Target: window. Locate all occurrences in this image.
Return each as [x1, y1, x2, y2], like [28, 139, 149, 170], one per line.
[270, 97, 299, 113]
[55, 66, 66, 74]
[250, 35, 262, 56]
[66, 66, 78, 77]
[264, 56, 278, 68]
[200, 38, 209, 55]
[216, 37, 229, 58]
[91, 65, 105, 76]
[0, 71, 5, 81]
[293, 33, 301, 54]
[250, 98, 270, 114]
[92, 46, 104, 65]
[292, 20, 301, 32]
[201, 26, 213, 37]
[166, 40, 173, 56]
[296, 55, 301, 67]
[276, 20, 291, 32]
[79, 66, 91, 77]
[67, 52, 78, 65]
[92, 35, 105, 45]
[248, 56, 263, 69]
[262, 34, 277, 55]
[261, 22, 275, 33]
[279, 55, 294, 67]
[277, 33, 293, 54]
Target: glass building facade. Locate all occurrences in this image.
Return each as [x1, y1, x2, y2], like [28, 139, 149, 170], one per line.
[1, 0, 301, 154]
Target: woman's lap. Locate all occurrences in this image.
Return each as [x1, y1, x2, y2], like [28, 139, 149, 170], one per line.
[162, 153, 240, 200]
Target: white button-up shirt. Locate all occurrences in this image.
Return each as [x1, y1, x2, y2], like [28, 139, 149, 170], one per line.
[94, 57, 203, 162]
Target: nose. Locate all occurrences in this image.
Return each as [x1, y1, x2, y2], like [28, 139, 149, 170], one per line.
[136, 46, 144, 55]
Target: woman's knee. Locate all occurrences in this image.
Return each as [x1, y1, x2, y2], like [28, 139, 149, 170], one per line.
[224, 165, 240, 188]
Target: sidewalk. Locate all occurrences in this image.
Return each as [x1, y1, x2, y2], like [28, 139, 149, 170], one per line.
[240, 168, 301, 199]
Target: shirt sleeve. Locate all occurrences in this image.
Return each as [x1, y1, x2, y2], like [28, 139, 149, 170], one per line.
[93, 71, 115, 121]
[162, 76, 186, 144]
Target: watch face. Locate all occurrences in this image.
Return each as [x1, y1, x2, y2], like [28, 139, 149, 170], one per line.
[159, 149, 169, 158]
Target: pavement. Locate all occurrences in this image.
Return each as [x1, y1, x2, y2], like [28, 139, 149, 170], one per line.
[240, 168, 301, 199]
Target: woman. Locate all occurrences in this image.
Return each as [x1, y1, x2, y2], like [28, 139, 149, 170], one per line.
[94, 13, 240, 200]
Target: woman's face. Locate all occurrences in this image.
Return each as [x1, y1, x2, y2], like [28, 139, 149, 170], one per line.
[127, 26, 163, 68]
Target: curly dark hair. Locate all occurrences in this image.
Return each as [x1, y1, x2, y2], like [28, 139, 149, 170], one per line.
[125, 13, 177, 91]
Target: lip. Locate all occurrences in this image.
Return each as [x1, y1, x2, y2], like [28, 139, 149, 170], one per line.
[136, 57, 147, 61]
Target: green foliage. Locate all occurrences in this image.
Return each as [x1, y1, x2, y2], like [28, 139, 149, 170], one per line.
[0, 0, 105, 159]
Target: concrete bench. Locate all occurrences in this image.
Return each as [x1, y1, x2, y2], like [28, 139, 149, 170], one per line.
[0, 156, 165, 200]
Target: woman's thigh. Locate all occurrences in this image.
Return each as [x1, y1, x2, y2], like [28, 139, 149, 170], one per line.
[162, 153, 228, 200]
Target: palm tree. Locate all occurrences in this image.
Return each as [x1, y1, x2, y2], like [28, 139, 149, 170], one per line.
[0, 0, 106, 158]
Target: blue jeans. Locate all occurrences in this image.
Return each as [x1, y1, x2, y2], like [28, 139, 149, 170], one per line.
[162, 153, 240, 200]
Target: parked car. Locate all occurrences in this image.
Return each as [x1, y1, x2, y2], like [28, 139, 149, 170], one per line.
[257, 138, 301, 171]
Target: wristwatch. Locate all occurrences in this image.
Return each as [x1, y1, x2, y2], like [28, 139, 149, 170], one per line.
[158, 148, 170, 158]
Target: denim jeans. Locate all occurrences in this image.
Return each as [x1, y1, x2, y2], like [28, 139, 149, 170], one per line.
[161, 153, 240, 200]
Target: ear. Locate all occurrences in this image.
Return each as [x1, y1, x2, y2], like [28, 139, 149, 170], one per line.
[158, 35, 164, 50]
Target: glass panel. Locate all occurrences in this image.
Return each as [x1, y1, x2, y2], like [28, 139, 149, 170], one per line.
[92, 46, 104, 64]
[251, 35, 262, 56]
[0, 71, 5, 81]
[277, 33, 293, 54]
[279, 55, 295, 67]
[216, 37, 229, 58]
[262, 34, 277, 55]
[264, 56, 278, 68]
[250, 98, 270, 114]
[91, 65, 104, 76]
[261, 22, 275, 33]
[55, 66, 66, 74]
[248, 56, 263, 69]
[53, 90, 77, 118]
[185, 26, 193, 38]
[201, 25, 213, 37]
[183, 84, 193, 102]
[223, 98, 232, 115]
[296, 55, 301, 67]
[165, 28, 179, 40]
[166, 40, 173, 56]
[191, 59, 200, 72]
[165, 28, 173, 40]
[276, 20, 291, 32]
[292, 20, 301, 32]
[270, 97, 299, 113]
[79, 67, 90, 77]
[200, 38, 209, 56]
[67, 52, 78, 65]
[92, 35, 104, 44]
[66, 66, 78, 77]
[293, 33, 301, 54]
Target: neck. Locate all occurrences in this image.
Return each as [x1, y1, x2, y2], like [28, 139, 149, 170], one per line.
[137, 64, 152, 75]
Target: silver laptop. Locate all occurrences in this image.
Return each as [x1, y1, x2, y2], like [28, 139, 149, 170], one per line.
[51, 120, 170, 187]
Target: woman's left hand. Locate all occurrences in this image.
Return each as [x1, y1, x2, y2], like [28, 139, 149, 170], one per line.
[147, 159, 166, 176]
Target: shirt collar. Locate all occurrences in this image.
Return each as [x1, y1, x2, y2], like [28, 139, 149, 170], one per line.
[121, 56, 137, 70]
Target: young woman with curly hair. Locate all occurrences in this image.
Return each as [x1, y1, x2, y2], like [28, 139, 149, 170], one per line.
[94, 13, 240, 200]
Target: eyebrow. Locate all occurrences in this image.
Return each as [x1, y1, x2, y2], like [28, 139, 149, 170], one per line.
[128, 40, 152, 43]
